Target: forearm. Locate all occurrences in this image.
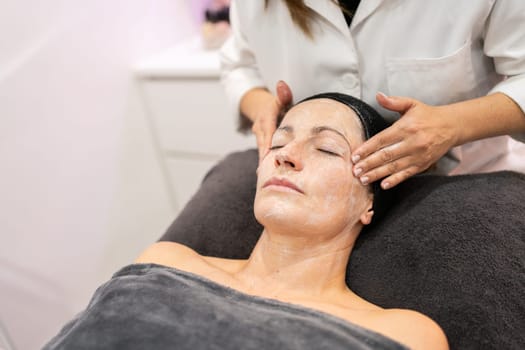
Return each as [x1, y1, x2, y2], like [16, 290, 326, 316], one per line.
[446, 92, 525, 146]
[220, 1, 266, 119]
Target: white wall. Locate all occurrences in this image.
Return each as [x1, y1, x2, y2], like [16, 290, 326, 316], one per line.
[0, 1, 204, 349]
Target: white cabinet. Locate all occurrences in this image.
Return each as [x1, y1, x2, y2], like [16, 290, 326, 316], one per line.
[135, 37, 255, 214]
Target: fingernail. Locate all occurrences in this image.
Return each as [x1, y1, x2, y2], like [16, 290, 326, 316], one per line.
[382, 181, 390, 190]
[351, 155, 360, 163]
[354, 167, 363, 176]
[377, 91, 389, 99]
[360, 176, 369, 185]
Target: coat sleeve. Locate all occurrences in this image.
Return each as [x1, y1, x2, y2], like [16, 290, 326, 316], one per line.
[219, 1, 266, 114]
[484, 0, 525, 141]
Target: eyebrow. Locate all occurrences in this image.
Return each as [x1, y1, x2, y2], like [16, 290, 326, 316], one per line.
[276, 125, 352, 149]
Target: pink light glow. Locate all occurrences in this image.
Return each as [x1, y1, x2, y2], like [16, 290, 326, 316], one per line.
[189, 0, 230, 23]
[188, 0, 208, 23]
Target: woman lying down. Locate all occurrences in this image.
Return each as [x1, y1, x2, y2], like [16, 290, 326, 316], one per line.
[44, 93, 448, 350]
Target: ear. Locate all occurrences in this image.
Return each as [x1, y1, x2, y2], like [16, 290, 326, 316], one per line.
[359, 201, 374, 226]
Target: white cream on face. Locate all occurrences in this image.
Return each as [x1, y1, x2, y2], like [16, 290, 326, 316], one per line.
[254, 99, 371, 239]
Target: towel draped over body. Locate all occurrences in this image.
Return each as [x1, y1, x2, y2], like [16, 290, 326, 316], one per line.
[44, 264, 408, 350]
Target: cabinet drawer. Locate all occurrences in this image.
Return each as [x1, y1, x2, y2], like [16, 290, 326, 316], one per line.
[141, 79, 255, 155]
[166, 157, 219, 213]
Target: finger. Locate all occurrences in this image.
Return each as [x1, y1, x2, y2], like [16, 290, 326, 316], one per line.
[376, 92, 415, 115]
[354, 144, 415, 184]
[356, 154, 417, 187]
[276, 80, 293, 107]
[352, 126, 403, 164]
[353, 139, 409, 176]
[380, 165, 421, 189]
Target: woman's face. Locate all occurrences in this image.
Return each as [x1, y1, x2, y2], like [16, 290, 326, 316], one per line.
[254, 98, 373, 237]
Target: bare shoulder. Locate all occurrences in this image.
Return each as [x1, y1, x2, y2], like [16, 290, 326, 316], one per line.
[135, 242, 245, 274]
[379, 309, 449, 350]
[135, 241, 205, 269]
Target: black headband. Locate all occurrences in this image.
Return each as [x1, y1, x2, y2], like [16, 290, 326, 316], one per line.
[297, 92, 393, 224]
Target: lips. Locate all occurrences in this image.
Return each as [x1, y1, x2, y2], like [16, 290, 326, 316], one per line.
[262, 177, 304, 194]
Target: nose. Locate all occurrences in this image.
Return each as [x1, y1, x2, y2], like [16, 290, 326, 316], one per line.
[274, 145, 303, 170]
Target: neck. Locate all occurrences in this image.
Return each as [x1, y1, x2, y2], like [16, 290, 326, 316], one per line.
[234, 227, 358, 298]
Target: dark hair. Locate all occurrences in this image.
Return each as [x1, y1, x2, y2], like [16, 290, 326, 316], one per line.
[297, 92, 394, 224]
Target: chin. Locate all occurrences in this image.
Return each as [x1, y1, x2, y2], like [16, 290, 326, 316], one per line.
[254, 195, 361, 238]
[253, 195, 307, 228]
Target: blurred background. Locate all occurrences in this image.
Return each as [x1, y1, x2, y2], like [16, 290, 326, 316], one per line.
[0, 1, 252, 349]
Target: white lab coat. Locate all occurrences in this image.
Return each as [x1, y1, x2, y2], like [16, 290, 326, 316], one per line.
[220, 0, 525, 174]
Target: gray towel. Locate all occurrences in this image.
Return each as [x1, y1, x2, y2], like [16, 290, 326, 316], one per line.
[43, 264, 409, 350]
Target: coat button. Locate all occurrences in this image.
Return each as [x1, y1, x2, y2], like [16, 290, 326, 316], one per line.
[341, 73, 359, 89]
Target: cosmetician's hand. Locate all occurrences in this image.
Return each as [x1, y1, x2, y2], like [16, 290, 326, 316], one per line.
[351, 93, 460, 189]
[249, 81, 293, 162]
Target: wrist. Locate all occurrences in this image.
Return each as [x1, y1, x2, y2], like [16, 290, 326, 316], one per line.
[437, 104, 465, 147]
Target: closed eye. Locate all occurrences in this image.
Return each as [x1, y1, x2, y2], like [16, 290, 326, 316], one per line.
[317, 149, 340, 156]
[270, 145, 284, 151]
